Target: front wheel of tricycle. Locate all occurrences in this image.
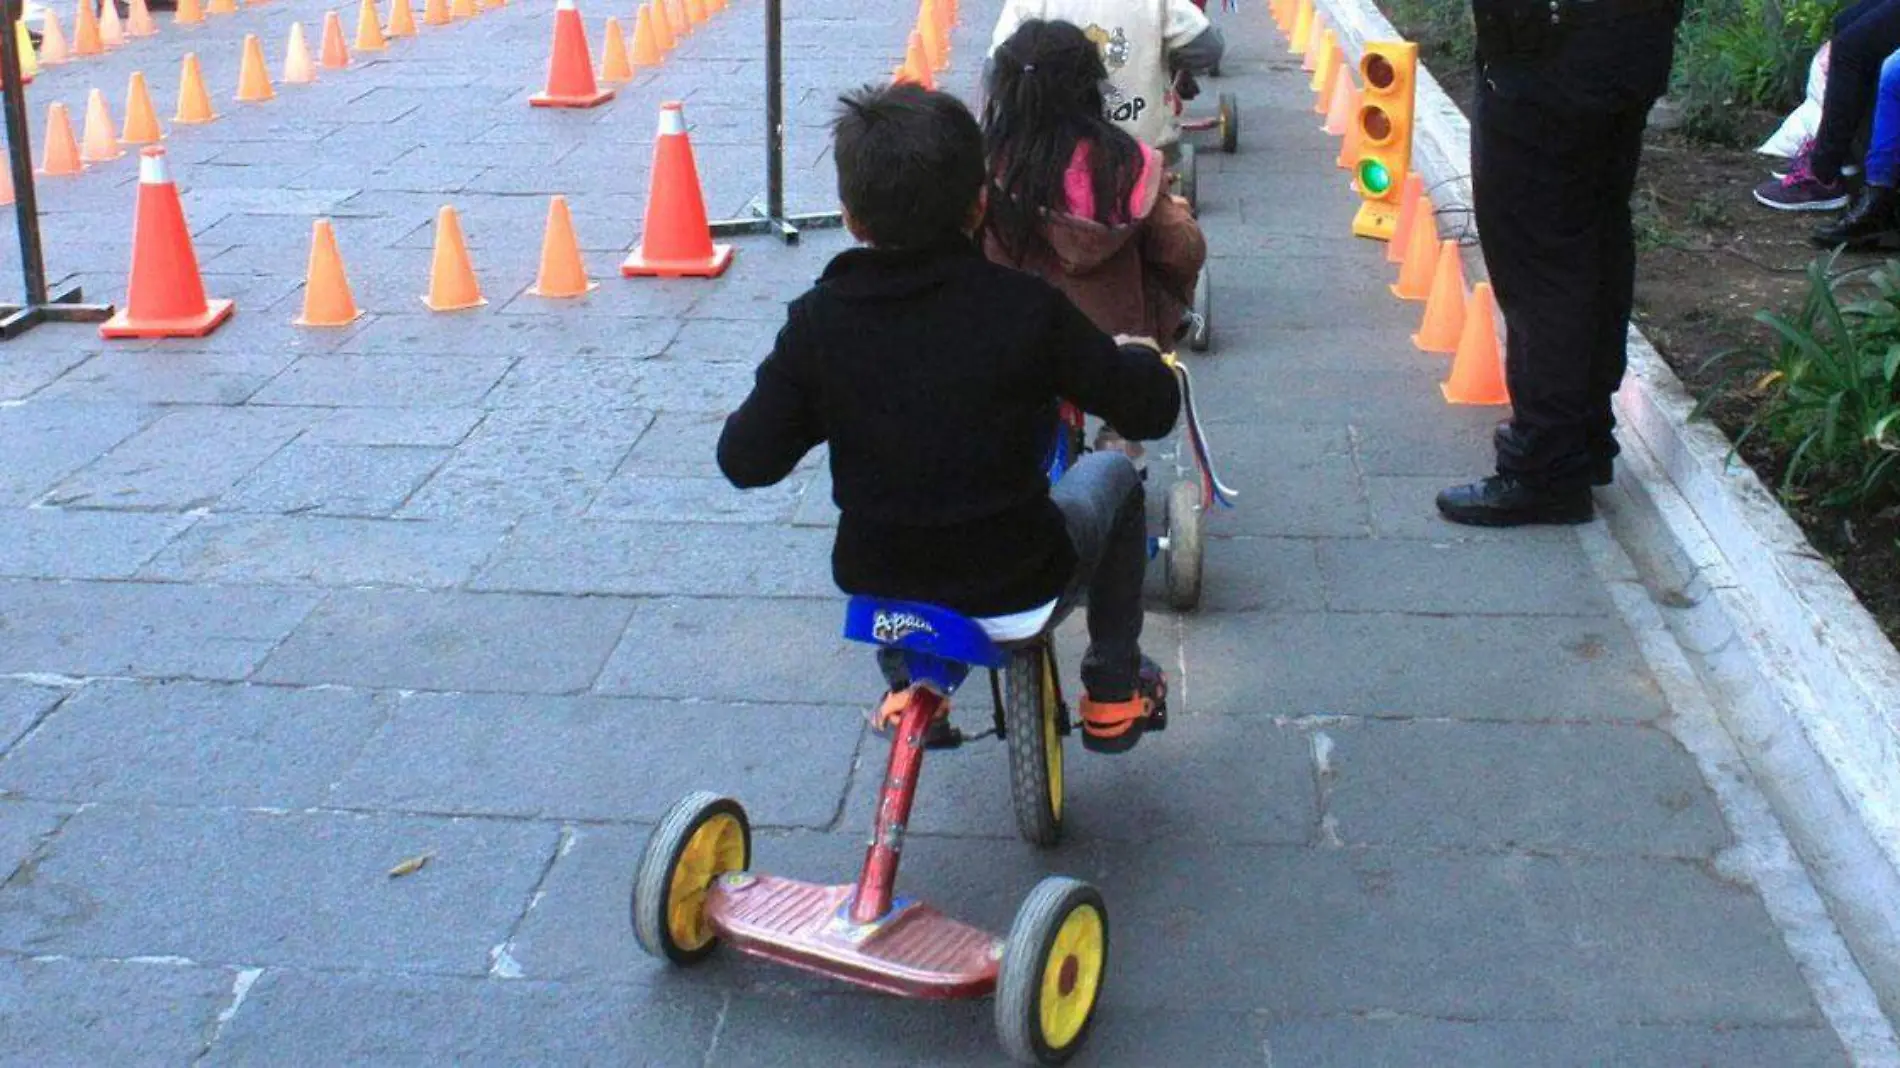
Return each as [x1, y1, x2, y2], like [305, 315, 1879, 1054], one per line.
[1175, 141, 1198, 213]
[1219, 91, 1239, 154]
[996, 876, 1109, 1066]
[1165, 480, 1204, 612]
[631, 791, 751, 965]
[1004, 643, 1065, 848]
[1188, 266, 1212, 353]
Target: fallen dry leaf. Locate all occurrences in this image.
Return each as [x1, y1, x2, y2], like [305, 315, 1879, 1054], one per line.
[388, 852, 435, 879]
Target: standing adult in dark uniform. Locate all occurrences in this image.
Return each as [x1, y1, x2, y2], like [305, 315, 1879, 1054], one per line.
[1436, 0, 1684, 526]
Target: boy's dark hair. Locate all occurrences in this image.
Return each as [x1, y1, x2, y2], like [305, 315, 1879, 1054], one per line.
[833, 84, 986, 249]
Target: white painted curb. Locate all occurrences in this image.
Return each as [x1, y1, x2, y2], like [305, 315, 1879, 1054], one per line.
[1309, 0, 1900, 1026]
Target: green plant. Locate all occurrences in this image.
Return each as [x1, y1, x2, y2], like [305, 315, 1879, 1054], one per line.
[1672, 0, 1838, 145]
[1725, 255, 1900, 509]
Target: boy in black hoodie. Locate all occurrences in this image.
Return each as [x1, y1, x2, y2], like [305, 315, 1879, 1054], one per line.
[716, 84, 1180, 753]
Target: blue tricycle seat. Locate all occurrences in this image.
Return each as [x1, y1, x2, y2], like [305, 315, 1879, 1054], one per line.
[843, 597, 1010, 697]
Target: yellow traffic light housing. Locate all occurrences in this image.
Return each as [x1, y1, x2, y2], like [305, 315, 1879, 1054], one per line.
[1351, 41, 1418, 241]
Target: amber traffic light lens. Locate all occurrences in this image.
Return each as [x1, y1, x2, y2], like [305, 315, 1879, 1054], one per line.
[1364, 53, 1396, 91]
[1358, 159, 1392, 196]
[1361, 105, 1393, 143]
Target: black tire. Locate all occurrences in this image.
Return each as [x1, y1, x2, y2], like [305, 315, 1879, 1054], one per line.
[1219, 92, 1239, 154]
[1165, 480, 1204, 612]
[630, 792, 751, 965]
[1176, 142, 1198, 213]
[1188, 266, 1212, 353]
[995, 877, 1110, 1066]
[1003, 644, 1063, 849]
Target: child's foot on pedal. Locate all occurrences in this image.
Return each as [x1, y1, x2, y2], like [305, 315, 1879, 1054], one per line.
[1079, 657, 1167, 753]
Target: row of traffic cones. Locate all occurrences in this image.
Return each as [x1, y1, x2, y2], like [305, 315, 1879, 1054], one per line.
[1269, 0, 1506, 406]
[98, 99, 731, 338]
[536, 0, 736, 107]
[892, 0, 955, 89]
[30, 0, 159, 72]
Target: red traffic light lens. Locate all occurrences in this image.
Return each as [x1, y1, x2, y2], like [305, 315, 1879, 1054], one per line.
[1364, 53, 1396, 91]
[1360, 105, 1393, 144]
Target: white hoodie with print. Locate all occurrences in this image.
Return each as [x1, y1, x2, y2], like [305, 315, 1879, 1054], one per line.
[989, 0, 1213, 148]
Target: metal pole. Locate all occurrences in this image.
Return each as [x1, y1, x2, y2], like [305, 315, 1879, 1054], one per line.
[764, 0, 784, 224]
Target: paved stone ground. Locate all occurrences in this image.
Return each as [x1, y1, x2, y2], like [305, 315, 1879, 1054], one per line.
[0, 0, 1874, 1064]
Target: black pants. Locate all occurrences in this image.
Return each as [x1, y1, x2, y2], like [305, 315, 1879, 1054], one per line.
[1472, 65, 1655, 487]
[1813, 0, 1900, 182]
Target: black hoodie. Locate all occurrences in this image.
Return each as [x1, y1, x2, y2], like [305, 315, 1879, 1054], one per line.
[717, 240, 1181, 616]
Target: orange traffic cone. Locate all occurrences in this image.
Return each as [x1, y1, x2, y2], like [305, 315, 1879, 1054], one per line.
[209, 0, 237, 15]
[174, 0, 203, 25]
[650, 0, 674, 51]
[529, 195, 595, 297]
[0, 163, 12, 207]
[1337, 99, 1364, 171]
[80, 89, 123, 163]
[1413, 241, 1468, 354]
[174, 52, 216, 123]
[38, 10, 68, 64]
[355, 0, 387, 50]
[630, 5, 661, 66]
[320, 11, 350, 68]
[1390, 206, 1437, 300]
[295, 219, 362, 326]
[1310, 34, 1337, 94]
[1323, 70, 1355, 135]
[1386, 175, 1425, 261]
[449, 0, 474, 19]
[665, 0, 688, 34]
[1301, 13, 1325, 71]
[531, 0, 614, 108]
[1442, 282, 1509, 405]
[1288, 0, 1312, 55]
[1271, 0, 1289, 32]
[283, 22, 316, 83]
[101, 148, 235, 338]
[15, 20, 38, 80]
[919, 0, 947, 71]
[893, 31, 932, 88]
[421, 205, 485, 311]
[100, 0, 126, 48]
[72, 0, 104, 55]
[386, 0, 416, 35]
[684, 0, 704, 25]
[599, 16, 632, 81]
[237, 34, 275, 101]
[623, 102, 732, 278]
[127, 0, 156, 35]
[422, 0, 448, 26]
[122, 71, 163, 143]
[39, 103, 83, 176]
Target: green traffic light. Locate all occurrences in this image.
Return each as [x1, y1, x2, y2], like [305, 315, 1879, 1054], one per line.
[1358, 159, 1392, 196]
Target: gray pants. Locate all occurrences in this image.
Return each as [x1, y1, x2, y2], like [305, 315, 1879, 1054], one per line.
[879, 452, 1149, 702]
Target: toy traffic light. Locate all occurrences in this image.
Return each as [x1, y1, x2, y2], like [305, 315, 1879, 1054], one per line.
[1350, 41, 1418, 242]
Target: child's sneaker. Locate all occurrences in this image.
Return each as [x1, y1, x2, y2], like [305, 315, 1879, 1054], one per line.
[1754, 157, 1852, 212]
[1079, 657, 1168, 754]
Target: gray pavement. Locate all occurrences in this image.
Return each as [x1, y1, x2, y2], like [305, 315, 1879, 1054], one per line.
[0, 0, 1870, 1064]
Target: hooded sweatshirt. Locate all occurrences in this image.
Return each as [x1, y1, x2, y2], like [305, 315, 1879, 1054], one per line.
[986, 139, 1207, 342]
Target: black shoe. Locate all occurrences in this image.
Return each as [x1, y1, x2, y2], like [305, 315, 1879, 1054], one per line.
[1589, 456, 1614, 487]
[1812, 184, 1900, 249]
[1435, 475, 1594, 527]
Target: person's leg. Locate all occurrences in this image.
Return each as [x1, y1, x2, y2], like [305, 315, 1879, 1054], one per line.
[1047, 451, 1148, 702]
[1816, 50, 1900, 248]
[1585, 103, 1656, 480]
[1868, 50, 1900, 187]
[1807, 0, 1900, 183]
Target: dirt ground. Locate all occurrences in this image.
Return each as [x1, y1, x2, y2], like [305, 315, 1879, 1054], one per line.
[1415, 62, 1900, 642]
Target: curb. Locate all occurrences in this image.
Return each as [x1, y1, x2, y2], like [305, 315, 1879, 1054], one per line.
[1308, 0, 1900, 1023]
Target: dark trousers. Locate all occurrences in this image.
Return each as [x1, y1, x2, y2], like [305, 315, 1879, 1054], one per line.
[1472, 66, 1655, 487]
[1814, 0, 1900, 182]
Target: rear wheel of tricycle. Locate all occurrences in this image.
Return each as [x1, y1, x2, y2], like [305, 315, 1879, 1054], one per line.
[1175, 141, 1198, 213]
[996, 877, 1109, 1066]
[1165, 480, 1204, 612]
[1218, 92, 1239, 154]
[1004, 643, 1065, 848]
[1188, 266, 1212, 353]
[631, 791, 751, 965]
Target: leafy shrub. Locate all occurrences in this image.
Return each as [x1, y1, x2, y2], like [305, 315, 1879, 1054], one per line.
[1672, 0, 1837, 145]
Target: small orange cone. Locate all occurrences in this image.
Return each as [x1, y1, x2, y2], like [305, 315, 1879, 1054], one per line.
[122, 71, 164, 143]
[1442, 282, 1509, 405]
[38, 10, 69, 64]
[208, 0, 237, 15]
[283, 22, 316, 83]
[237, 34, 275, 101]
[174, 0, 203, 25]
[320, 11, 350, 68]
[1288, 0, 1313, 55]
[893, 31, 932, 89]
[684, 0, 705, 25]
[0, 163, 13, 207]
[650, 0, 674, 51]
[531, 0, 614, 108]
[421, 205, 485, 311]
[1337, 100, 1364, 171]
[918, 4, 946, 72]
[422, 0, 448, 26]
[599, 16, 632, 81]
[630, 5, 662, 66]
[1412, 241, 1468, 354]
[1310, 34, 1337, 95]
[39, 103, 84, 176]
[174, 53, 216, 123]
[103, 148, 235, 338]
[1301, 13, 1325, 70]
[127, 0, 156, 35]
[529, 195, 596, 297]
[386, 0, 417, 35]
[355, 0, 387, 50]
[72, 0, 104, 55]
[666, 0, 689, 34]
[623, 102, 732, 278]
[450, 0, 475, 19]
[1323, 70, 1356, 135]
[1390, 206, 1437, 301]
[100, 0, 126, 48]
[295, 219, 362, 326]
[80, 89, 123, 163]
[1386, 176, 1425, 261]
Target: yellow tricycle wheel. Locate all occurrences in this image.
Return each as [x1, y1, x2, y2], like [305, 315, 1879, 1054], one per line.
[631, 791, 751, 965]
[996, 877, 1109, 1065]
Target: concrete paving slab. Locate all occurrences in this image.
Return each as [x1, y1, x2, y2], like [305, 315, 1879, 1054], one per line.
[1317, 537, 1614, 616]
[473, 519, 836, 599]
[0, 579, 318, 680]
[1264, 1019, 1848, 1067]
[593, 596, 880, 705]
[0, 683, 67, 755]
[42, 407, 314, 513]
[0, 957, 237, 1068]
[0, 800, 68, 882]
[0, 509, 195, 581]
